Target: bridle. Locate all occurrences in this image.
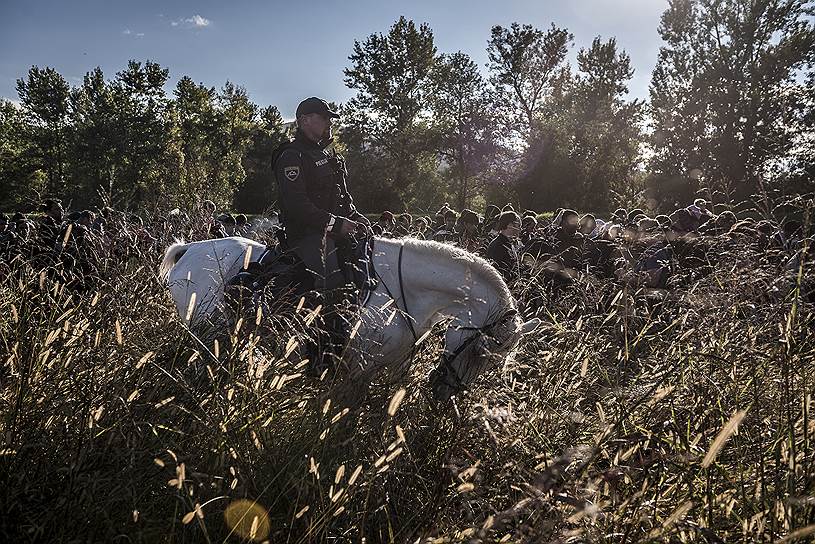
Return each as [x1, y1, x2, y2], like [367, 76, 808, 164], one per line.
[436, 307, 518, 393]
[376, 241, 519, 394]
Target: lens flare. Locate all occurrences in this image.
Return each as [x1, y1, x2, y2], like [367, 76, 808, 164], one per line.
[224, 499, 270, 542]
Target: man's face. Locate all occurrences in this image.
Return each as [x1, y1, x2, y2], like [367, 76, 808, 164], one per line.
[504, 221, 520, 239]
[49, 204, 64, 222]
[562, 214, 579, 236]
[579, 218, 595, 235]
[301, 113, 333, 142]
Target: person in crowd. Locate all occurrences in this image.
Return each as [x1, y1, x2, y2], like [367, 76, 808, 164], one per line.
[209, 217, 227, 238]
[520, 215, 538, 245]
[551, 209, 584, 270]
[37, 198, 64, 252]
[372, 211, 395, 237]
[458, 209, 481, 252]
[687, 198, 714, 225]
[486, 211, 521, 283]
[433, 209, 459, 243]
[612, 208, 628, 225]
[412, 217, 428, 239]
[579, 214, 597, 238]
[394, 213, 412, 237]
[235, 214, 249, 236]
[217, 213, 237, 236]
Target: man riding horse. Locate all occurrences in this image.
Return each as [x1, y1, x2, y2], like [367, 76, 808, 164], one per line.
[272, 97, 369, 290]
[270, 97, 371, 369]
[159, 97, 541, 404]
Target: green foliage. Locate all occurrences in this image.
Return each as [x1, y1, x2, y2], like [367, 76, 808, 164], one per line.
[429, 52, 502, 209]
[234, 105, 290, 213]
[487, 22, 572, 139]
[5, 62, 291, 213]
[3, 9, 812, 216]
[15, 66, 71, 196]
[520, 37, 645, 213]
[342, 16, 442, 212]
[0, 99, 44, 209]
[70, 61, 179, 209]
[649, 0, 815, 207]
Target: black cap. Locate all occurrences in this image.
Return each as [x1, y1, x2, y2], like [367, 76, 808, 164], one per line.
[295, 97, 339, 119]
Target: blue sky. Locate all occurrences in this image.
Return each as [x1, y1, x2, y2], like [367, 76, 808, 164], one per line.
[1, 0, 669, 116]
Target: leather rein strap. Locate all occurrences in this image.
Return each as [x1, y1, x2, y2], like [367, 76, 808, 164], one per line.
[376, 240, 518, 394]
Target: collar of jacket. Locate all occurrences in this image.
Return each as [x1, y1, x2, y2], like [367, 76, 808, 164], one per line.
[294, 128, 334, 150]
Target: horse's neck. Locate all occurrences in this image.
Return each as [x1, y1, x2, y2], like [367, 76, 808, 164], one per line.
[241, 239, 267, 264]
[376, 238, 512, 329]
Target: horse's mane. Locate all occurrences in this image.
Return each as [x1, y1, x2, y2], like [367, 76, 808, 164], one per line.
[400, 237, 515, 308]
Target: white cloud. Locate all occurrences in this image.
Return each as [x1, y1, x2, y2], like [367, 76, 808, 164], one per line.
[171, 14, 211, 29]
[189, 15, 210, 27]
[123, 29, 132, 35]
[123, 29, 145, 37]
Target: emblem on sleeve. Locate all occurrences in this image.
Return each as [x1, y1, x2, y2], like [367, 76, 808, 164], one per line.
[284, 166, 300, 181]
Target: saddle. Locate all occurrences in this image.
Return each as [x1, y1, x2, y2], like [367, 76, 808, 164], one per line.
[225, 230, 378, 318]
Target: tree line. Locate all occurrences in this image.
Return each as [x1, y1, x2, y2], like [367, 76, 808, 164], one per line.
[1, 0, 812, 215]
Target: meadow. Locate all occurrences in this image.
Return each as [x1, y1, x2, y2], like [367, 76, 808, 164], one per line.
[0, 220, 813, 543]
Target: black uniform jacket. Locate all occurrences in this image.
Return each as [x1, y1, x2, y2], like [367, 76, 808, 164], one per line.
[486, 233, 519, 282]
[273, 130, 366, 241]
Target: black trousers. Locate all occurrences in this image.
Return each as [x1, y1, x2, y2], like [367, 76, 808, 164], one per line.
[288, 233, 345, 291]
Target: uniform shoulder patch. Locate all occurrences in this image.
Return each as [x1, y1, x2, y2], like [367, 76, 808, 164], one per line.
[284, 165, 300, 181]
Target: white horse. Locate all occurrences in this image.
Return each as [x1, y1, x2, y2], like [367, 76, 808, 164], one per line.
[159, 236, 540, 402]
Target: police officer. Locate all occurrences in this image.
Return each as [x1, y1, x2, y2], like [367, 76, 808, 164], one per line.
[273, 97, 368, 290]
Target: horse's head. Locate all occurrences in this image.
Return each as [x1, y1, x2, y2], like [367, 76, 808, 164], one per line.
[431, 311, 541, 402]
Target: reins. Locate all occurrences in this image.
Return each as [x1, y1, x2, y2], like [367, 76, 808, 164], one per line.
[437, 307, 518, 393]
[375, 241, 419, 343]
[374, 240, 519, 394]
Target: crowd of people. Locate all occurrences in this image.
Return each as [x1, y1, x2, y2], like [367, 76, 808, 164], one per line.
[1, 197, 811, 300]
[370, 199, 812, 294]
[0, 198, 231, 291]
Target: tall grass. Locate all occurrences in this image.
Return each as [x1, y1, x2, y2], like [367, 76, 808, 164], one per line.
[0, 214, 813, 543]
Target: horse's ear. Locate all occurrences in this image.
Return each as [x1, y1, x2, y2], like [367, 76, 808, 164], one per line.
[519, 318, 541, 335]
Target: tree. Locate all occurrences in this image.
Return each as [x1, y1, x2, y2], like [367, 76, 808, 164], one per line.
[520, 37, 644, 212]
[69, 67, 125, 206]
[15, 66, 71, 196]
[172, 76, 219, 206]
[486, 23, 572, 144]
[429, 52, 501, 209]
[649, 0, 815, 208]
[0, 99, 44, 209]
[211, 82, 258, 205]
[342, 16, 441, 211]
[235, 105, 289, 213]
[105, 60, 178, 208]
